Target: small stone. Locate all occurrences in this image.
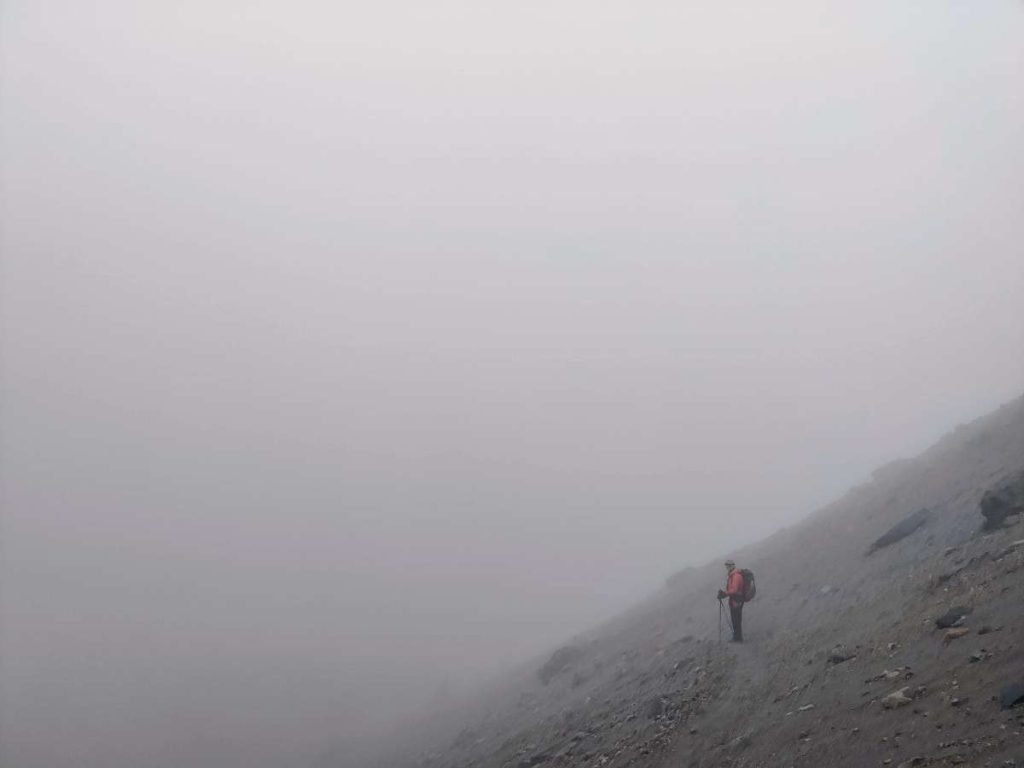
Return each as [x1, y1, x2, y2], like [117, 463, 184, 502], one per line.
[730, 733, 752, 752]
[869, 668, 907, 683]
[798, 704, 815, 712]
[883, 688, 913, 709]
[943, 628, 970, 644]
[829, 648, 857, 664]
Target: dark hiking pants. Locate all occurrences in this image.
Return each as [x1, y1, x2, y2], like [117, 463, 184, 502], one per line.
[730, 603, 743, 642]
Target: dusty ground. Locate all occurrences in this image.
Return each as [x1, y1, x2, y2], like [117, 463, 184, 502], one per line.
[364, 395, 1024, 768]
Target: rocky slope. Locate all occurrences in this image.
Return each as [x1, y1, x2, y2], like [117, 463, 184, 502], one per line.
[366, 394, 1024, 768]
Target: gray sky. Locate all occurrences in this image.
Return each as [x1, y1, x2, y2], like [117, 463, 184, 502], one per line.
[2, 2, 1023, 767]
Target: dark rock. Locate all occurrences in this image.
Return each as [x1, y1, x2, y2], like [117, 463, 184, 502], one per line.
[866, 508, 930, 555]
[935, 606, 972, 629]
[538, 645, 584, 685]
[981, 490, 1017, 530]
[980, 474, 1024, 530]
[999, 683, 1024, 710]
[828, 647, 857, 664]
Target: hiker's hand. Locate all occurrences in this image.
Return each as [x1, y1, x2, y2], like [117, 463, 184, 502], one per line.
[717, 589, 726, 599]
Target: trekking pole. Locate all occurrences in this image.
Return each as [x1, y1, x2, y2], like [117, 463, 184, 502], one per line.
[718, 598, 723, 646]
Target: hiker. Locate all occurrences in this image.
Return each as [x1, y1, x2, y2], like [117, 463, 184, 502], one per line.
[717, 560, 745, 642]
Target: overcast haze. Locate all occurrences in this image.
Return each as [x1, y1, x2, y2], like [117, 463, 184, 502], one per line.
[2, 3, 1023, 767]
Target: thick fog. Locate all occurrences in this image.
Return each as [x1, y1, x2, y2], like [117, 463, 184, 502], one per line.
[2, 3, 1023, 767]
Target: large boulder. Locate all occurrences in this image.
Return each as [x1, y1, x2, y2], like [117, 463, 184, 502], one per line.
[980, 487, 1024, 530]
[980, 472, 1024, 530]
[866, 508, 930, 555]
[999, 682, 1024, 709]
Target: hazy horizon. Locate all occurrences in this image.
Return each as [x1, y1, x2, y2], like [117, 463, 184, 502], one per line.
[2, 3, 1023, 768]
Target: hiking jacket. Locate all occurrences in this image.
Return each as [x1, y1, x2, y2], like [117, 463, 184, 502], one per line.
[725, 569, 745, 608]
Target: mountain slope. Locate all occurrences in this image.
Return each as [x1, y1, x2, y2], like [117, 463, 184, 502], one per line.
[369, 394, 1024, 768]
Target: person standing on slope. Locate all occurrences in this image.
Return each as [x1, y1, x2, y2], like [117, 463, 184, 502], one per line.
[717, 560, 745, 643]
